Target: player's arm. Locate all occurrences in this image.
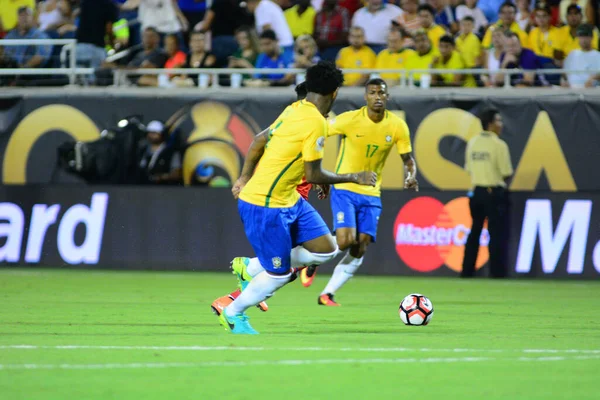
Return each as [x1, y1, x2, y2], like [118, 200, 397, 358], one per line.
[401, 152, 419, 191]
[304, 159, 376, 186]
[231, 128, 268, 199]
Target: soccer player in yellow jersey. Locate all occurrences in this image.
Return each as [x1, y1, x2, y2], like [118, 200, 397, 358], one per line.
[217, 61, 376, 334]
[312, 78, 418, 306]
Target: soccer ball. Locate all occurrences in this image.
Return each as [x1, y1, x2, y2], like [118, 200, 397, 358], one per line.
[399, 293, 434, 326]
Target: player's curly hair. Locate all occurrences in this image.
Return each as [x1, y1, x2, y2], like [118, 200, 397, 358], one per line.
[295, 81, 307, 100]
[305, 61, 344, 96]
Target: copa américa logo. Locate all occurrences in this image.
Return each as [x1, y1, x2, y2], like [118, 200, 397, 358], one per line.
[394, 197, 490, 273]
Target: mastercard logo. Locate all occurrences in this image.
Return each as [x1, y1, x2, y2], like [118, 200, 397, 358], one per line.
[394, 197, 489, 272]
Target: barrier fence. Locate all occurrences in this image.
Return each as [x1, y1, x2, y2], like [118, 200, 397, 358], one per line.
[0, 186, 597, 278]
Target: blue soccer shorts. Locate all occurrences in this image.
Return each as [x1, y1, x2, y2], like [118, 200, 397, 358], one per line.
[330, 187, 382, 242]
[237, 198, 330, 274]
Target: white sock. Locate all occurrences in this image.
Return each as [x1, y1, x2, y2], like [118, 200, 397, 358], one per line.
[321, 253, 364, 296]
[290, 246, 339, 268]
[246, 257, 265, 277]
[225, 271, 289, 316]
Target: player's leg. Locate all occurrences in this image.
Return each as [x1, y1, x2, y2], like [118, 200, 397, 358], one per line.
[462, 189, 486, 278]
[320, 201, 380, 305]
[292, 198, 340, 266]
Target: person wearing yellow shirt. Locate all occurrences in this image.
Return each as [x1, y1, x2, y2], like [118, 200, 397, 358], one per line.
[456, 16, 482, 68]
[528, 5, 559, 58]
[284, 0, 316, 38]
[336, 26, 376, 86]
[374, 29, 415, 86]
[0, 0, 35, 32]
[432, 35, 476, 87]
[405, 30, 439, 85]
[553, 4, 599, 61]
[482, 2, 528, 49]
[416, 4, 447, 48]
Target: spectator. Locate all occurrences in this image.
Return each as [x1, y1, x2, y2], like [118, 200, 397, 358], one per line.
[374, 29, 414, 86]
[76, 0, 119, 69]
[529, 5, 558, 58]
[455, 0, 489, 34]
[37, 0, 64, 32]
[0, 0, 35, 34]
[247, 29, 293, 86]
[560, 0, 593, 25]
[194, 0, 252, 65]
[178, 0, 207, 43]
[417, 4, 447, 48]
[285, 0, 317, 38]
[405, 30, 438, 85]
[336, 26, 376, 86]
[482, 2, 528, 49]
[121, 0, 189, 42]
[228, 26, 260, 74]
[481, 26, 504, 86]
[395, 0, 421, 40]
[553, 4, 599, 62]
[496, 30, 538, 86]
[138, 120, 182, 185]
[4, 7, 51, 68]
[294, 34, 320, 68]
[432, 34, 473, 86]
[351, 0, 403, 53]
[515, 0, 532, 32]
[246, 0, 295, 61]
[313, 0, 350, 61]
[429, 0, 457, 33]
[457, 17, 482, 69]
[562, 24, 600, 88]
[152, 33, 187, 87]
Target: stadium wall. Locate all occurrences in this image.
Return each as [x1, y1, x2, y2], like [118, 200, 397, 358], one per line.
[1, 89, 599, 191]
[0, 186, 598, 278]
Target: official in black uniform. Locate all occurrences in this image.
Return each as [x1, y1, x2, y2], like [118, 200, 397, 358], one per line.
[462, 108, 513, 278]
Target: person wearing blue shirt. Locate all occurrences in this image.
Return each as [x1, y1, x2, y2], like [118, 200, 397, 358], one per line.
[254, 29, 293, 83]
[4, 7, 51, 68]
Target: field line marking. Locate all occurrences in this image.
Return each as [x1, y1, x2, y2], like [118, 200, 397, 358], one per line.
[1, 345, 600, 354]
[2, 355, 600, 371]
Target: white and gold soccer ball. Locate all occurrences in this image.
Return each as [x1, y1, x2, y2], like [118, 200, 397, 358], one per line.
[399, 293, 434, 326]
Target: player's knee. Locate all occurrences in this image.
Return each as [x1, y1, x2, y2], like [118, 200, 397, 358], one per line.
[310, 246, 339, 265]
[337, 234, 355, 250]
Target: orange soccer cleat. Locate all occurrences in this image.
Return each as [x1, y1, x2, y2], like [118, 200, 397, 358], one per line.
[318, 293, 340, 306]
[211, 290, 268, 315]
[300, 265, 318, 288]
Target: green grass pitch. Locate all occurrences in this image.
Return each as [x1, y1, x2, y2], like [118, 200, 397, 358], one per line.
[0, 268, 599, 399]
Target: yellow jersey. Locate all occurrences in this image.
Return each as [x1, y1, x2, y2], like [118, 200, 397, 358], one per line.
[240, 101, 327, 208]
[404, 48, 439, 81]
[528, 26, 559, 58]
[284, 5, 316, 37]
[433, 50, 476, 87]
[0, 0, 35, 31]
[375, 48, 415, 82]
[328, 107, 412, 197]
[456, 32, 481, 68]
[425, 24, 447, 48]
[553, 25, 600, 56]
[336, 45, 377, 86]
[482, 22, 529, 49]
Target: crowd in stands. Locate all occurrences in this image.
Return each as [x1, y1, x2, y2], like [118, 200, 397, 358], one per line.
[1, 0, 600, 88]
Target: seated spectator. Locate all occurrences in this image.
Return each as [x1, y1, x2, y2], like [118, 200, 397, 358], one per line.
[247, 29, 293, 86]
[151, 34, 187, 87]
[128, 27, 169, 69]
[294, 34, 320, 68]
[4, 7, 51, 68]
[228, 26, 260, 72]
[352, 0, 403, 53]
[515, 0, 532, 32]
[481, 26, 504, 86]
[247, 0, 295, 62]
[553, 5, 599, 62]
[178, 0, 207, 45]
[562, 24, 600, 88]
[495, 30, 538, 86]
[43, 0, 77, 38]
[429, 0, 458, 34]
[417, 4, 447, 48]
[76, 0, 119, 69]
[37, 0, 64, 32]
[455, 0, 489, 35]
[404, 30, 439, 85]
[138, 120, 182, 185]
[285, 0, 316, 38]
[0, 0, 35, 35]
[529, 5, 558, 59]
[374, 29, 415, 86]
[482, 2, 528, 49]
[559, 0, 593, 25]
[121, 0, 189, 42]
[432, 34, 475, 86]
[395, 0, 422, 38]
[170, 30, 216, 86]
[456, 16, 482, 69]
[194, 0, 252, 65]
[314, 0, 350, 62]
[336, 26, 376, 86]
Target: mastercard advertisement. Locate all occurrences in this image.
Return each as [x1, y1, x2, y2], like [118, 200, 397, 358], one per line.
[393, 196, 490, 273]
